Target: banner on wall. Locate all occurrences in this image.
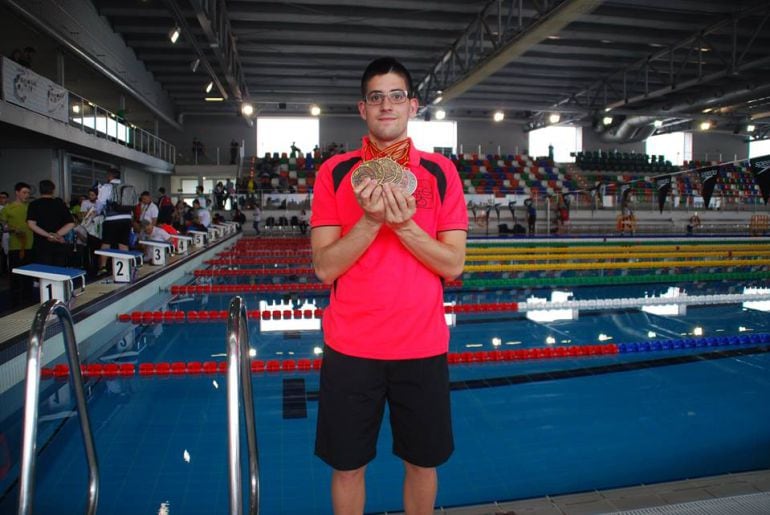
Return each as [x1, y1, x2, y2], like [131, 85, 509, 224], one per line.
[697, 165, 720, 208]
[749, 154, 770, 205]
[655, 175, 672, 214]
[1, 56, 69, 123]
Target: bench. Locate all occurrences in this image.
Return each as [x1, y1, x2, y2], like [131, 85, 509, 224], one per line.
[94, 249, 144, 283]
[139, 239, 174, 266]
[12, 264, 86, 303]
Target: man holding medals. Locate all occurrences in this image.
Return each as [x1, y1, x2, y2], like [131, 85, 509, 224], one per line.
[310, 57, 468, 514]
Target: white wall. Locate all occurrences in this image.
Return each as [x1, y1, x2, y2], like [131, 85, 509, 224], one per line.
[458, 120, 529, 156]
[162, 115, 256, 164]
[581, 129, 646, 155]
[320, 116, 366, 152]
[691, 132, 748, 163]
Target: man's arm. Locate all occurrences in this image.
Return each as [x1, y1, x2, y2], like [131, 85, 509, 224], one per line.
[311, 179, 385, 284]
[381, 182, 466, 280]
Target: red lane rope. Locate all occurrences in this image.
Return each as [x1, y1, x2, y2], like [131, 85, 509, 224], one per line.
[116, 301, 515, 323]
[206, 257, 312, 265]
[194, 268, 316, 277]
[40, 345, 618, 378]
[169, 279, 463, 295]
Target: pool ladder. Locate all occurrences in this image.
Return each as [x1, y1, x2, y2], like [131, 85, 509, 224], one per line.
[18, 300, 99, 515]
[226, 296, 260, 514]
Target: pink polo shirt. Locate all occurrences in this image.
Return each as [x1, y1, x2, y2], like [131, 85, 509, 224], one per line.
[311, 139, 468, 360]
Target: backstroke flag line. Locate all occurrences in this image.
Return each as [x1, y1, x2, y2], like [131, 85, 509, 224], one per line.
[655, 175, 672, 214]
[697, 165, 720, 208]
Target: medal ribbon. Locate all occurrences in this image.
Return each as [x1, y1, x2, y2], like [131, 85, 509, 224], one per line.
[362, 137, 411, 167]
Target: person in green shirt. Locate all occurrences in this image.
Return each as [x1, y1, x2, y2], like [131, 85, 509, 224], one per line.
[0, 182, 34, 306]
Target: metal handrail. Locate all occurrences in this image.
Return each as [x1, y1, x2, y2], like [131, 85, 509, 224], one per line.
[18, 300, 99, 515]
[226, 296, 260, 515]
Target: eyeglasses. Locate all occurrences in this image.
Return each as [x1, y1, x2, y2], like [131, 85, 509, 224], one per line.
[363, 89, 410, 105]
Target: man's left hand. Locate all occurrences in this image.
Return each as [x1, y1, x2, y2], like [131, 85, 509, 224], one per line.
[382, 183, 416, 229]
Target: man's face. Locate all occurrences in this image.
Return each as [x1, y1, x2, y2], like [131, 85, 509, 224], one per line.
[88, 191, 97, 201]
[141, 195, 151, 205]
[144, 225, 153, 235]
[357, 72, 418, 147]
[0, 193, 7, 205]
[17, 188, 30, 203]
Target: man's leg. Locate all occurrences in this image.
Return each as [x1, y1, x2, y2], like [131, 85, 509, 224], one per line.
[403, 462, 437, 515]
[331, 466, 366, 515]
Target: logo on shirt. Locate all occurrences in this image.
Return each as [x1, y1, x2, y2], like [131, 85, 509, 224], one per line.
[413, 179, 433, 209]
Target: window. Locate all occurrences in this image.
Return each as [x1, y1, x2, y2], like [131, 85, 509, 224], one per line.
[528, 126, 582, 162]
[257, 117, 319, 157]
[408, 120, 457, 154]
[749, 138, 770, 158]
[645, 132, 692, 164]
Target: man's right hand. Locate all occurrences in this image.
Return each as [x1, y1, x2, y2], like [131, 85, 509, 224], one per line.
[355, 178, 385, 225]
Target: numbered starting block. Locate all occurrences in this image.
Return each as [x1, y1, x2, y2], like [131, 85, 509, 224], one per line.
[140, 240, 174, 266]
[220, 222, 238, 234]
[13, 264, 86, 304]
[207, 226, 221, 242]
[186, 230, 207, 248]
[94, 249, 144, 283]
[170, 234, 193, 254]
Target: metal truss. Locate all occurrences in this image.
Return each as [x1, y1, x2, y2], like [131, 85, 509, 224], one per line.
[555, 1, 770, 114]
[165, 0, 250, 102]
[415, 0, 586, 106]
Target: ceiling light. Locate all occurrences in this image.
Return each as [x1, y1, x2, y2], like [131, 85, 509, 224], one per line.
[169, 26, 180, 44]
[653, 119, 663, 128]
[435, 109, 446, 120]
[190, 58, 200, 73]
[699, 47, 710, 52]
[72, 104, 80, 113]
[549, 113, 561, 124]
[604, 107, 612, 112]
[241, 103, 254, 117]
[649, 42, 664, 48]
[602, 116, 613, 126]
[205, 81, 213, 93]
[699, 120, 712, 131]
[204, 97, 224, 102]
[310, 105, 321, 116]
[547, 35, 560, 40]
[493, 111, 504, 122]
[747, 124, 756, 132]
[432, 96, 443, 105]
[600, 39, 612, 44]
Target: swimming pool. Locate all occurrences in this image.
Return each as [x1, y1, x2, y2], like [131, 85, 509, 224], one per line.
[2, 237, 770, 514]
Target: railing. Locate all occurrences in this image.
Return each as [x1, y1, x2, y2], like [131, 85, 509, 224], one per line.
[68, 92, 176, 164]
[18, 300, 99, 515]
[226, 296, 260, 515]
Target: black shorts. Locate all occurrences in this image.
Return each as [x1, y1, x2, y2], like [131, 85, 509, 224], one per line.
[315, 345, 453, 471]
[102, 219, 132, 248]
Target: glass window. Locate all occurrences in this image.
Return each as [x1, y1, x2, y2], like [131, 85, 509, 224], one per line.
[408, 120, 457, 154]
[749, 138, 770, 158]
[257, 117, 319, 157]
[645, 132, 692, 164]
[528, 126, 582, 162]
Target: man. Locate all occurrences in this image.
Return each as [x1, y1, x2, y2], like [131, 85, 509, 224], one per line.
[192, 199, 211, 227]
[0, 183, 34, 305]
[27, 180, 75, 267]
[157, 187, 174, 224]
[310, 57, 467, 515]
[139, 220, 171, 261]
[96, 169, 133, 273]
[135, 191, 159, 228]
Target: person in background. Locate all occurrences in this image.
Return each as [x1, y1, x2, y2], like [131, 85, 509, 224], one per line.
[157, 187, 174, 224]
[0, 190, 8, 276]
[253, 204, 261, 234]
[135, 191, 159, 230]
[687, 212, 701, 235]
[230, 140, 239, 165]
[26, 180, 75, 267]
[96, 168, 133, 274]
[0, 183, 34, 305]
[525, 198, 536, 236]
[232, 207, 246, 231]
[298, 209, 309, 235]
[192, 199, 211, 227]
[195, 185, 208, 208]
[172, 200, 187, 231]
[310, 56, 467, 515]
[139, 220, 171, 261]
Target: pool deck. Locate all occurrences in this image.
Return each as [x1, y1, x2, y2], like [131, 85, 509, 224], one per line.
[384, 468, 770, 514]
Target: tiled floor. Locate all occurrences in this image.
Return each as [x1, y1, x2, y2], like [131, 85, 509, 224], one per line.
[383, 469, 770, 514]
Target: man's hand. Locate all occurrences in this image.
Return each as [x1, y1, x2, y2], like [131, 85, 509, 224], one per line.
[354, 178, 385, 224]
[381, 182, 416, 229]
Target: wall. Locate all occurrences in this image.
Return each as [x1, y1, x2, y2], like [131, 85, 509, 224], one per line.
[458, 120, 529, 155]
[0, 148, 58, 197]
[581, 128, 646, 155]
[320, 115, 366, 151]
[162, 114, 256, 164]
[691, 132, 748, 163]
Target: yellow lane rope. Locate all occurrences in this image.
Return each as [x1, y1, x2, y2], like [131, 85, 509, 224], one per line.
[464, 258, 770, 272]
[466, 243, 769, 255]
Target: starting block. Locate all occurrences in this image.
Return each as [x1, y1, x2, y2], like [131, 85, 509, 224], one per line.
[212, 223, 232, 235]
[220, 222, 237, 234]
[94, 249, 144, 283]
[13, 264, 86, 303]
[140, 239, 174, 266]
[207, 226, 221, 241]
[170, 234, 193, 254]
[186, 230, 207, 248]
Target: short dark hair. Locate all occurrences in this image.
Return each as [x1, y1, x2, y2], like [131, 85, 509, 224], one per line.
[39, 180, 55, 195]
[0, 191, 8, 196]
[107, 168, 120, 179]
[360, 57, 414, 99]
[140, 191, 151, 198]
[15, 182, 30, 192]
[158, 187, 166, 194]
[88, 188, 98, 195]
